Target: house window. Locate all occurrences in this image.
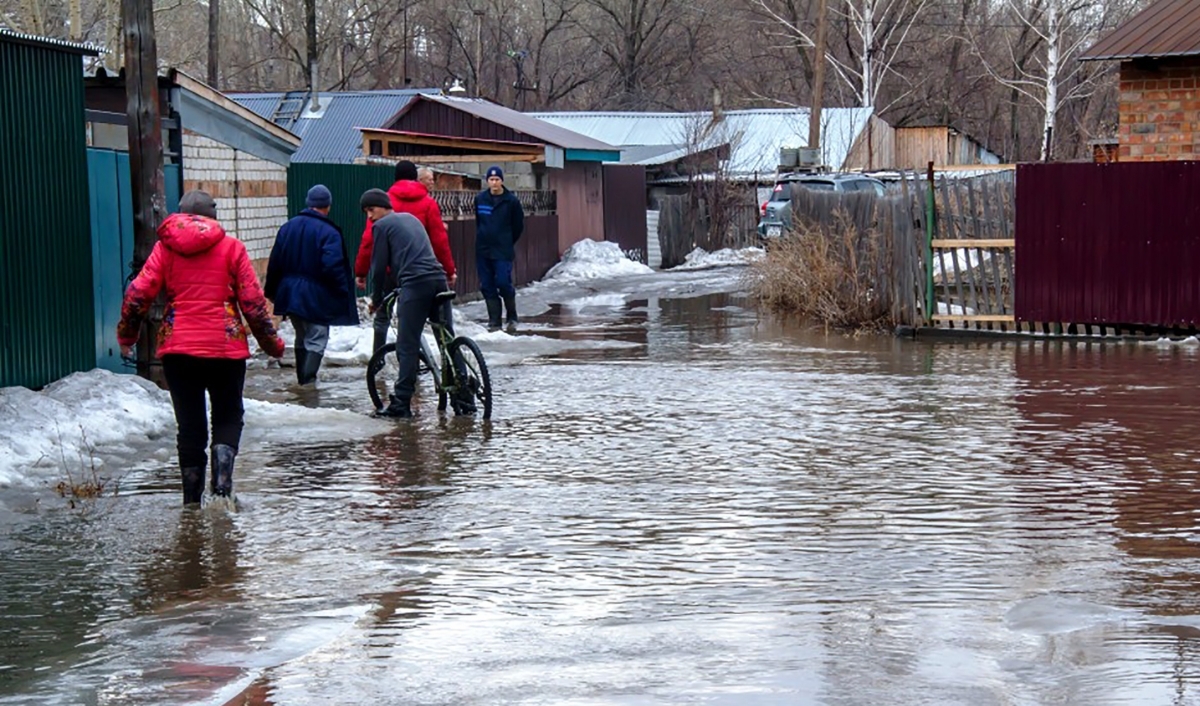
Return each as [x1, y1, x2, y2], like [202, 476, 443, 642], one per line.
[388, 141, 403, 157]
[369, 139, 383, 156]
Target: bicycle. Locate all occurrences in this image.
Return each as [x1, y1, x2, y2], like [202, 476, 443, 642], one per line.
[366, 289, 493, 419]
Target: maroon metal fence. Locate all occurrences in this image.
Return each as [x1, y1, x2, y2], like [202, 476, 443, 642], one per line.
[447, 215, 560, 298]
[1015, 162, 1200, 328]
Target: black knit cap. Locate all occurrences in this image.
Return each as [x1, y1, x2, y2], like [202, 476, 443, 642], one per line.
[394, 160, 419, 182]
[359, 188, 392, 211]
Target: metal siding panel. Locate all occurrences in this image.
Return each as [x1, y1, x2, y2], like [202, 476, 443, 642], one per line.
[1016, 161, 1200, 327]
[603, 165, 648, 260]
[0, 39, 95, 388]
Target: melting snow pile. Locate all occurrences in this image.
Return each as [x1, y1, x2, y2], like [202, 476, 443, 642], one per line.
[0, 369, 385, 489]
[541, 239, 654, 283]
[674, 246, 765, 270]
[0, 369, 175, 488]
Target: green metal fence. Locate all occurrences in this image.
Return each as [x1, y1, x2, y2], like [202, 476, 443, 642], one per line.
[286, 163, 394, 267]
[0, 36, 96, 389]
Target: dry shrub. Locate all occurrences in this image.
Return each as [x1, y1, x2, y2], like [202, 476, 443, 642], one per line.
[750, 209, 894, 332]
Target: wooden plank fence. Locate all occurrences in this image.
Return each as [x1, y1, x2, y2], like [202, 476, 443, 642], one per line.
[657, 194, 759, 268]
[783, 170, 1017, 329]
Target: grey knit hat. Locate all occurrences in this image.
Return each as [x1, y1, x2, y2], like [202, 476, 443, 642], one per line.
[179, 190, 217, 218]
[359, 188, 391, 211]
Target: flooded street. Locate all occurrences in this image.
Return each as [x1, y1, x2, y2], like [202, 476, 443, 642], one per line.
[6, 264, 1200, 705]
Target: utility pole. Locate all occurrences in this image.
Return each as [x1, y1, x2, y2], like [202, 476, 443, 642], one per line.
[474, 9, 484, 97]
[306, 0, 319, 110]
[808, 0, 829, 165]
[122, 0, 166, 381]
[207, 0, 219, 87]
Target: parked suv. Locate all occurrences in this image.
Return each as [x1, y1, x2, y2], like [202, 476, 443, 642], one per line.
[758, 173, 887, 241]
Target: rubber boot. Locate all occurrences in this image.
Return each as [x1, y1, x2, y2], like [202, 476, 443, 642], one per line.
[210, 444, 237, 497]
[294, 346, 308, 385]
[298, 352, 323, 385]
[181, 466, 205, 505]
[502, 294, 519, 331]
[374, 394, 412, 418]
[485, 297, 503, 332]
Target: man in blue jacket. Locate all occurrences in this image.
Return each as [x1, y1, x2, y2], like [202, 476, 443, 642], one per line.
[265, 184, 359, 385]
[474, 165, 525, 331]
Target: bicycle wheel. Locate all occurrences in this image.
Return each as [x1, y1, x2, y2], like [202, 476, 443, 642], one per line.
[367, 341, 442, 412]
[448, 336, 492, 420]
[366, 343, 396, 412]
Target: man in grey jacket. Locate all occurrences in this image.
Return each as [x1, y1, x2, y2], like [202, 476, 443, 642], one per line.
[361, 188, 475, 418]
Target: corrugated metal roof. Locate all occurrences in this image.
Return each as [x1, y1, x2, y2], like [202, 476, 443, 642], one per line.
[1081, 0, 1200, 61]
[227, 88, 438, 163]
[413, 96, 618, 152]
[0, 27, 101, 54]
[527, 108, 873, 173]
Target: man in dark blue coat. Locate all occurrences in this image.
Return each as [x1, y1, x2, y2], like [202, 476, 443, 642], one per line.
[474, 165, 525, 331]
[265, 184, 359, 385]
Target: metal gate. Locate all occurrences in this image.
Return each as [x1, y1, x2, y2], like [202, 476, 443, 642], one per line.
[87, 148, 181, 372]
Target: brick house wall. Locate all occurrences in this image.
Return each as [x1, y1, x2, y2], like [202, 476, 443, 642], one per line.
[1119, 56, 1200, 162]
[182, 132, 289, 276]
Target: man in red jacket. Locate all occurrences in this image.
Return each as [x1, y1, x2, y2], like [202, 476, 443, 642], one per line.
[355, 160, 456, 353]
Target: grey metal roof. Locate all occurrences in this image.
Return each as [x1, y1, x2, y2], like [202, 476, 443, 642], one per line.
[415, 96, 618, 152]
[1082, 0, 1200, 61]
[0, 27, 101, 54]
[529, 108, 873, 173]
[227, 88, 439, 163]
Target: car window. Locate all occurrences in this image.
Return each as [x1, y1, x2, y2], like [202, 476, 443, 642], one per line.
[797, 181, 836, 191]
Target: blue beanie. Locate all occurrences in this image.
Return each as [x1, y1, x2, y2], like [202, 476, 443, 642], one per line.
[486, 165, 504, 181]
[306, 184, 332, 209]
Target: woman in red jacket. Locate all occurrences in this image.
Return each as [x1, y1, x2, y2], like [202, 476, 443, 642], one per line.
[354, 160, 456, 353]
[117, 190, 285, 505]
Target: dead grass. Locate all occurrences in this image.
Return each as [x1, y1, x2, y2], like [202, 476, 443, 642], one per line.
[749, 210, 895, 333]
[47, 424, 118, 510]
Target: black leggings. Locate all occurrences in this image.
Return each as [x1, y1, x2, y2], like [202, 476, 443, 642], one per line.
[161, 354, 247, 468]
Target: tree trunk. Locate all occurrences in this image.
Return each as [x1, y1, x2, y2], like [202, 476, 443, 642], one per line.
[207, 0, 220, 87]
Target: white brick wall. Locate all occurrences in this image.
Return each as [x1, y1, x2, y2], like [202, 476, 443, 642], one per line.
[182, 133, 288, 262]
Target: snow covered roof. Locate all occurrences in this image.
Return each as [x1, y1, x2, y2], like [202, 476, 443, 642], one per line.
[527, 108, 874, 173]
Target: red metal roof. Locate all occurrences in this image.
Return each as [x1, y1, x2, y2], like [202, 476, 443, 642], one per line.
[1082, 0, 1200, 61]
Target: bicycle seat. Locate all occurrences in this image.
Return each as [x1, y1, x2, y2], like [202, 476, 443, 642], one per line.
[435, 291, 457, 303]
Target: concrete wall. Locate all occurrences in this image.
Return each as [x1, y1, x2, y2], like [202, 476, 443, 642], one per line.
[1119, 57, 1200, 162]
[182, 131, 289, 275]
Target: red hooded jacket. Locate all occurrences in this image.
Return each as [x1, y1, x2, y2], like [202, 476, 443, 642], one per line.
[117, 213, 285, 359]
[354, 180, 455, 281]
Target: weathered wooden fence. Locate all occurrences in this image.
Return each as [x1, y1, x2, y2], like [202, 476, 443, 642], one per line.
[784, 170, 1017, 329]
[657, 193, 760, 268]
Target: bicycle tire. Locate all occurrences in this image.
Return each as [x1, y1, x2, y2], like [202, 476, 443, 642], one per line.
[366, 343, 396, 412]
[448, 336, 493, 420]
[367, 342, 441, 412]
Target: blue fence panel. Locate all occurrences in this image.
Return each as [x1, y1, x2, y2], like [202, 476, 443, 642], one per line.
[88, 148, 181, 372]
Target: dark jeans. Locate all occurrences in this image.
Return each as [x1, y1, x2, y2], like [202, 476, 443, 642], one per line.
[392, 276, 448, 404]
[476, 256, 515, 299]
[161, 354, 247, 468]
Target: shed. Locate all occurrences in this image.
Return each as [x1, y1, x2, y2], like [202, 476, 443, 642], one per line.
[0, 30, 99, 389]
[893, 126, 1002, 169]
[1081, 0, 1200, 162]
[372, 95, 622, 253]
[85, 71, 301, 273]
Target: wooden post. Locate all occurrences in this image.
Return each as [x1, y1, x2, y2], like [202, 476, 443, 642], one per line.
[925, 161, 935, 324]
[207, 0, 219, 87]
[123, 0, 166, 381]
[808, 0, 829, 160]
